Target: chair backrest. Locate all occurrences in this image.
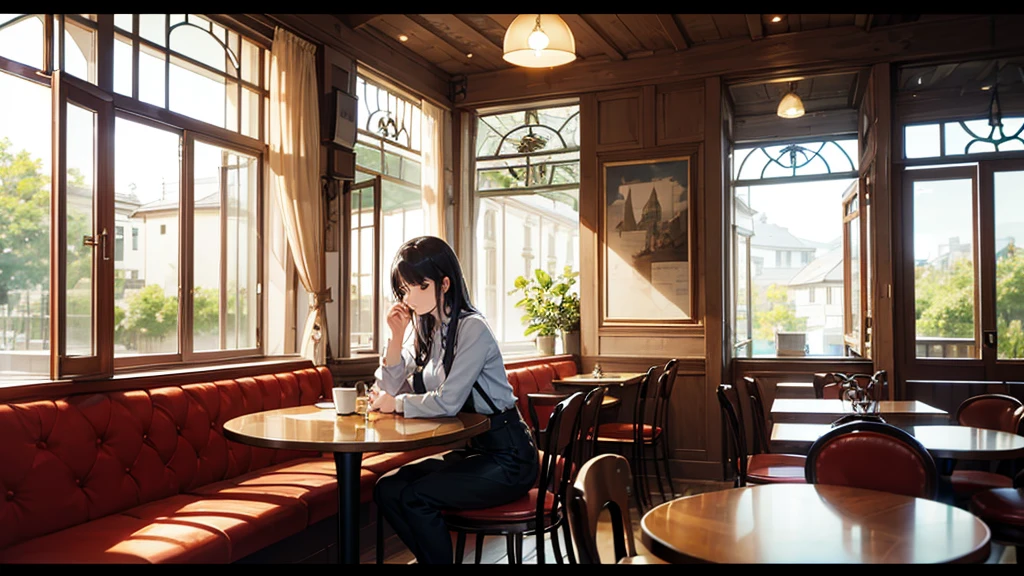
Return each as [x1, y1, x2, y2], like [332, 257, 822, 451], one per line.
[535, 390, 585, 565]
[743, 376, 770, 454]
[651, 359, 678, 440]
[568, 453, 638, 564]
[629, 366, 658, 447]
[716, 384, 749, 487]
[576, 386, 606, 468]
[956, 393, 1024, 433]
[813, 372, 841, 399]
[805, 420, 939, 500]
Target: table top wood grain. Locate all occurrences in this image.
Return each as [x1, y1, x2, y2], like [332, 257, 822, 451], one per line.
[552, 372, 646, 387]
[640, 483, 991, 564]
[771, 423, 1024, 460]
[770, 399, 949, 425]
[222, 405, 489, 453]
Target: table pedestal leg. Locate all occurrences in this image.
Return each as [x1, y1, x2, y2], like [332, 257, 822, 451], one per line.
[334, 451, 363, 564]
[935, 457, 957, 506]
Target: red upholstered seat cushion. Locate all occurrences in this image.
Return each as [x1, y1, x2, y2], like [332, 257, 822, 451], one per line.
[442, 487, 555, 523]
[951, 470, 1013, 497]
[970, 487, 1024, 525]
[746, 453, 807, 484]
[595, 422, 661, 442]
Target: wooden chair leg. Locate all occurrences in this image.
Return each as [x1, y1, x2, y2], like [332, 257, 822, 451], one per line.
[661, 435, 676, 501]
[506, 534, 517, 564]
[561, 521, 576, 563]
[474, 533, 484, 564]
[550, 525, 563, 564]
[515, 532, 524, 563]
[649, 440, 667, 504]
[454, 531, 466, 564]
[631, 441, 647, 515]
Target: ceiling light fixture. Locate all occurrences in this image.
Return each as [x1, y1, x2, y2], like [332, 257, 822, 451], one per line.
[770, 15, 783, 23]
[398, 34, 408, 42]
[777, 82, 805, 119]
[503, 14, 576, 68]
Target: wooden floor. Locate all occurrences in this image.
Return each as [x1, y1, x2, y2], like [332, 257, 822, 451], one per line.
[362, 478, 1017, 565]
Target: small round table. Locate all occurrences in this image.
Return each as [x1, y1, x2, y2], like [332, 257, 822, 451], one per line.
[640, 483, 991, 564]
[223, 405, 489, 564]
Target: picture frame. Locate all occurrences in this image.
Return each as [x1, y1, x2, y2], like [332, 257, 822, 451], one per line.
[330, 89, 357, 151]
[600, 154, 694, 325]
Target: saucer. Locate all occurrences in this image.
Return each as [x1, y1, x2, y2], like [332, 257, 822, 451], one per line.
[314, 401, 335, 409]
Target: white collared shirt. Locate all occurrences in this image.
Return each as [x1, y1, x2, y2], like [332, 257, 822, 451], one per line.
[374, 312, 517, 418]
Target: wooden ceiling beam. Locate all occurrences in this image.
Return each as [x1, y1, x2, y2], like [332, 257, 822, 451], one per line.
[336, 14, 380, 30]
[854, 14, 869, 30]
[410, 14, 505, 70]
[746, 14, 764, 40]
[384, 14, 486, 72]
[562, 14, 624, 61]
[457, 14, 1024, 108]
[656, 14, 689, 51]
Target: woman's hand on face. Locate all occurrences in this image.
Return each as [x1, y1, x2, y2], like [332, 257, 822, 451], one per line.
[386, 302, 412, 341]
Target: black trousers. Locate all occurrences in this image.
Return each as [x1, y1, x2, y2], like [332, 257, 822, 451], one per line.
[374, 409, 538, 564]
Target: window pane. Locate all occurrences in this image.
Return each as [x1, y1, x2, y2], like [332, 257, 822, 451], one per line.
[848, 214, 860, 340]
[240, 37, 259, 84]
[350, 185, 374, 352]
[65, 103, 95, 357]
[0, 70, 51, 383]
[139, 44, 166, 108]
[913, 178, 977, 358]
[994, 170, 1024, 360]
[114, 13, 132, 33]
[192, 141, 257, 351]
[169, 55, 228, 129]
[379, 179, 423, 347]
[0, 14, 44, 70]
[64, 17, 98, 85]
[114, 117, 181, 358]
[169, 21, 235, 76]
[139, 14, 166, 47]
[241, 87, 259, 139]
[905, 124, 940, 159]
[743, 179, 851, 356]
[114, 33, 133, 97]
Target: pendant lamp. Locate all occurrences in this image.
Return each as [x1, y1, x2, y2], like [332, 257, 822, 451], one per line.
[503, 14, 576, 68]
[777, 82, 805, 119]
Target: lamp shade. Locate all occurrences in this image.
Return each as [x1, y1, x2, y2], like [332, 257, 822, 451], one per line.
[777, 90, 805, 119]
[503, 14, 576, 68]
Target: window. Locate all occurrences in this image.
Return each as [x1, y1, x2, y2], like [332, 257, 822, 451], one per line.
[732, 137, 857, 357]
[472, 102, 580, 356]
[0, 14, 267, 382]
[344, 73, 424, 356]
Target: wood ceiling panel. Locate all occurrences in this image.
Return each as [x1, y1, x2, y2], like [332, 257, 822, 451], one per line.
[830, 14, 857, 28]
[370, 15, 481, 76]
[712, 14, 751, 40]
[799, 14, 831, 31]
[678, 14, 721, 44]
[616, 14, 674, 52]
[560, 14, 622, 61]
[580, 14, 646, 55]
[412, 14, 505, 70]
[454, 14, 506, 47]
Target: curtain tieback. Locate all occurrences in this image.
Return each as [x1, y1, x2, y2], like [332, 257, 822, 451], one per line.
[309, 288, 333, 311]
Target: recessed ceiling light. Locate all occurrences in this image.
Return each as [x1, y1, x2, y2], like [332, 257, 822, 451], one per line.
[770, 15, 783, 23]
[982, 85, 992, 91]
[398, 34, 409, 42]
[466, 53, 473, 58]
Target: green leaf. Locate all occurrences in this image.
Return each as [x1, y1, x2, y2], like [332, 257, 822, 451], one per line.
[534, 268, 552, 289]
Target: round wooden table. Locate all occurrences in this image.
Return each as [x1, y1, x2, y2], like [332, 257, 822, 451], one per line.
[640, 483, 991, 564]
[223, 405, 489, 564]
[771, 423, 1024, 460]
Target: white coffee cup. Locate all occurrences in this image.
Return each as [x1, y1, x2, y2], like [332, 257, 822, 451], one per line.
[333, 387, 357, 415]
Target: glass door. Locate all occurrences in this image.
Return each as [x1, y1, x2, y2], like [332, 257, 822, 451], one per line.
[345, 175, 381, 357]
[51, 71, 114, 379]
[980, 160, 1024, 379]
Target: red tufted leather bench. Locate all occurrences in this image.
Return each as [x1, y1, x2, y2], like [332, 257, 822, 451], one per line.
[505, 357, 578, 431]
[0, 361, 452, 564]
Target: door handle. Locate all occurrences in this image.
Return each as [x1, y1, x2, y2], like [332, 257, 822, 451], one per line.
[984, 330, 997, 349]
[82, 228, 109, 261]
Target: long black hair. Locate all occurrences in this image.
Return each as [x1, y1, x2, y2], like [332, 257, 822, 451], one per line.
[390, 236, 478, 374]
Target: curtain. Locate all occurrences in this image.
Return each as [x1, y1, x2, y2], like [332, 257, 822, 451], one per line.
[421, 100, 447, 239]
[269, 26, 330, 365]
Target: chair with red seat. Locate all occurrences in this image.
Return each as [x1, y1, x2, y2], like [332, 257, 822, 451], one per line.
[812, 372, 842, 399]
[717, 384, 806, 488]
[594, 366, 658, 513]
[949, 394, 1024, 505]
[805, 420, 939, 500]
[969, 468, 1024, 564]
[446, 391, 586, 564]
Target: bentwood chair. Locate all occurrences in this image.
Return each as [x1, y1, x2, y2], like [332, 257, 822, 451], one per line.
[717, 384, 806, 487]
[446, 391, 585, 564]
[949, 394, 1024, 505]
[969, 468, 1024, 564]
[595, 366, 658, 513]
[805, 420, 939, 500]
[568, 454, 667, 564]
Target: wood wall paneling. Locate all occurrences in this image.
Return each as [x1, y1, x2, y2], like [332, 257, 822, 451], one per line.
[656, 81, 705, 145]
[595, 89, 643, 151]
[598, 335, 704, 358]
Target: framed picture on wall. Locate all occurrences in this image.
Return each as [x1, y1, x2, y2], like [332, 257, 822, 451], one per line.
[600, 154, 695, 324]
[330, 89, 357, 150]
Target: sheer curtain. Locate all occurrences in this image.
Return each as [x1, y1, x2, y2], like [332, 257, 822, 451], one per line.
[421, 100, 447, 239]
[269, 26, 330, 365]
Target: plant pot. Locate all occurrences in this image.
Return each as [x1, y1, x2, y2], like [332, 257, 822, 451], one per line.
[535, 335, 556, 356]
[561, 330, 580, 356]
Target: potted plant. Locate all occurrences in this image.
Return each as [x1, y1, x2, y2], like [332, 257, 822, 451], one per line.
[509, 266, 581, 356]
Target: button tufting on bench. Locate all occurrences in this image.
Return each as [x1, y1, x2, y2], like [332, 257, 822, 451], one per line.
[36, 441, 46, 449]
[95, 438, 101, 445]
[5, 491, 13, 501]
